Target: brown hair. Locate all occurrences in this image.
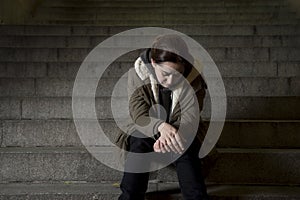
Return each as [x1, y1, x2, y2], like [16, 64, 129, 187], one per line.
[150, 34, 193, 77]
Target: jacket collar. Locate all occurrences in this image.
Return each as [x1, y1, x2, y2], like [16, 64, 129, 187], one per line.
[134, 56, 201, 116]
[134, 49, 204, 114]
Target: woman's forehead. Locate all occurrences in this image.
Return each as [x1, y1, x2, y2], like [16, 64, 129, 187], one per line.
[157, 62, 184, 73]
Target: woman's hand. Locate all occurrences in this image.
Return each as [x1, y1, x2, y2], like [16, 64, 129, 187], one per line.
[154, 122, 185, 154]
[153, 140, 165, 153]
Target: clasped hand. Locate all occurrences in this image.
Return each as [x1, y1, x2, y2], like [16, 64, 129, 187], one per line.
[153, 122, 186, 154]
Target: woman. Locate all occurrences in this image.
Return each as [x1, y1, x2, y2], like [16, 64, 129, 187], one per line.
[117, 34, 209, 200]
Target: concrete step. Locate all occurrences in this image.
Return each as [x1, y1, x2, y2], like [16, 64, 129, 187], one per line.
[1, 25, 299, 36]
[0, 96, 299, 120]
[1, 35, 299, 48]
[0, 182, 121, 200]
[0, 183, 300, 200]
[35, 5, 293, 14]
[33, 12, 296, 21]
[31, 18, 300, 26]
[0, 147, 299, 184]
[1, 47, 300, 62]
[41, 0, 288, 8]
[0, 61, 299, 78]
[218, 120, 300, 148]
[1, 119, 300, 149]
[159, 148, 300, 184]
[31, 0, 298, 25]
[26, 0, 299, 25]
[0, 77, 299, 97]
[148, 184, 300, 200]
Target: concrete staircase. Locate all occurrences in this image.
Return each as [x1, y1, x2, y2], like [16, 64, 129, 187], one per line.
[0, 0, 300, 199]
[30, 0, 300, 25]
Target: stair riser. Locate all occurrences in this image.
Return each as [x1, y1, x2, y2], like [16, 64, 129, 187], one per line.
[0, 97, 299, 120]
[219, 121, 300, 148]
[41, 1, 287, 8]
[0, 77, 299, 97]
[1, 25, 299, 36]
[34, 13, 296, 21]
[0, 194, 119, 200]
[36, 6, 292, 14]
[0, 183, 299, 200]
[0, 148, 299, 184]
[1, 120, 300, 148]
[1, 62, 299, 78]
[158, 150, 300, 185]
[1, 36, 299, 48]
[33, 19, 300, 26]
[1, 47, 299, 62]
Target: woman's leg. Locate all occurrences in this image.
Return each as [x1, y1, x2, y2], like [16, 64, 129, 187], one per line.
[174, 138, 209, 200]
[118, 131, 155, 200]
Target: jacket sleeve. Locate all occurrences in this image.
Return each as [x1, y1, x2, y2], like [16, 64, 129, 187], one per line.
[193, 74, 207, 112]
[170, 73, 207, 143]
[127, 69, 164, 137]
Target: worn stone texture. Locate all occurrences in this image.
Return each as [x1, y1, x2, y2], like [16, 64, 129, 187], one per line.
[0, 0, 299, 199]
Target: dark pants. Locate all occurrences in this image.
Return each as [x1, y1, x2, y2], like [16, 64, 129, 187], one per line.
[118, 132, 209, 200]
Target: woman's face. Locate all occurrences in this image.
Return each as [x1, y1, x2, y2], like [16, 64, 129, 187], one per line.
[151, 59, 185, 88]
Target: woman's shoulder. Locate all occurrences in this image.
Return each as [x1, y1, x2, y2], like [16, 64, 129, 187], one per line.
[127, 58, 153, 95]
[128, 57, 152, 84]
[186, 67, 207, 93]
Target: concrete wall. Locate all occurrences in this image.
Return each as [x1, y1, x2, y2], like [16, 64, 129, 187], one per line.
[0, 0, 41, 24]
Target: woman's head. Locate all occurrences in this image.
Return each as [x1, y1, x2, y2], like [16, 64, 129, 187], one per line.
[150, 34, 193, 88]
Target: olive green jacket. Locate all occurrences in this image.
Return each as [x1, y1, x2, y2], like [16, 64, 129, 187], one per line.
[110, 55, 207, 151]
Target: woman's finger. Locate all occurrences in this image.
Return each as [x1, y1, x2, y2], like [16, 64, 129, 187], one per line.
[174, 133, 185, 152]
[153, 141, 161, 152]
[159, 140, 167, 153]
[163, 139, 171, 152]
[166, 137, 179, 154]
[170, 136, 182, 154]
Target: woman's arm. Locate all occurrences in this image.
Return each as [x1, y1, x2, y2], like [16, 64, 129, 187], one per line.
[127, 69, 164, 138]
[154, 74, 207, 153]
